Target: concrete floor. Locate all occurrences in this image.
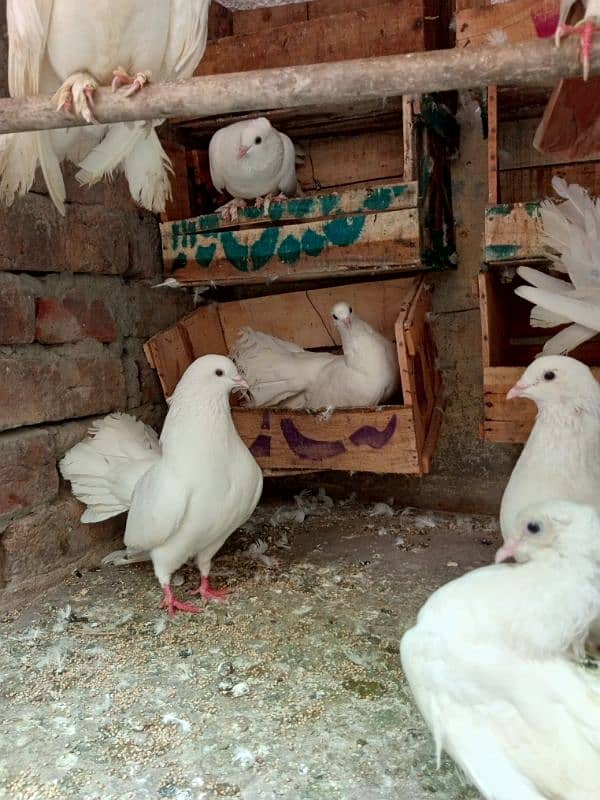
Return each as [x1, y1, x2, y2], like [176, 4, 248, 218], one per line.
[0, 494, 499, 800]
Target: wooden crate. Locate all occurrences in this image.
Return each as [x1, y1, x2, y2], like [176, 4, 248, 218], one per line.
[144, 276, 444, 475]
[478, 268, 600, 442]
[160, 93, 458, 286]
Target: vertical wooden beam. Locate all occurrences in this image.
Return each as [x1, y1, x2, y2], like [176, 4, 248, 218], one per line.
[487, 85, 499, 204]
[403, 95, 417, 183]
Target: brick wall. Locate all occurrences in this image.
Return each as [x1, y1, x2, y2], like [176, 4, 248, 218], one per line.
[0, 6, 193, 608]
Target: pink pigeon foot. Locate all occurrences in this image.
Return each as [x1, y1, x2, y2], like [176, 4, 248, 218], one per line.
[160, 585, 202, 618]
[555, 19, 600, 80]
[53, 72, 99, 124]
[216, 198, 247, 223]
[254, 192, 288, 216]
[111, 66, 152, 97]
[190, 576, 230, 603]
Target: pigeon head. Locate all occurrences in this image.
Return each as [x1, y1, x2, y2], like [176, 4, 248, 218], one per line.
[331, 301, 353, 331]
[174, 355, 248, 401]
[238, 117, 274, 159]
[506, 355, 599, 408]
[495, 499, 600, 565]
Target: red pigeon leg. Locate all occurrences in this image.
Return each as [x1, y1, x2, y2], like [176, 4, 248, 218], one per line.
[160, 585, 202, 618]
[190, 576, 230, 602]
[556, 20, 600, 80]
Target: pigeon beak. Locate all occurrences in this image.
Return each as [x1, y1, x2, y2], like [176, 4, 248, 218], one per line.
[233, 375, 249, 389]
[343, 318, 352, 329]
[506, 381, 528, 401]
[494, 540, 519, 564]
[238, 145, 250, 158]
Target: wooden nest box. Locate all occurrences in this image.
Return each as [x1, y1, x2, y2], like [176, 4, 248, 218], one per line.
[144, 277, 444, 475]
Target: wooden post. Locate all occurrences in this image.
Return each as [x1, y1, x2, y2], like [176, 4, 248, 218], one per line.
[0, 38, 597, 135]
[487, 85, 499, 205]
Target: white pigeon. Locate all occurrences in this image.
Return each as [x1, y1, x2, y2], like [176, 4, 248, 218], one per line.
[499, 355, 600, 538]
[230, 301, 400, 412]
[209, 117, 299, 221]
[60, 355, 263, 617]
[555, 0, 600, 80]
[515, 176, 600, 355]
[401, 499, 600, 800]
[1, 0, 210, 214]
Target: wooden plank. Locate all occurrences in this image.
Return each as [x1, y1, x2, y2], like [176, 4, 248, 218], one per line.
[488, 85, 499, 205]
[308, 0, 391, 18]
[165, 182, 418, 233]
[533, 77, 600, 160]
[195, 2, 428, 76]
[501, 114, 600, 170]
[160, 141, 191, 223]
[232, 406, 421, 474]
[208, 3, 234, 41]
[484, 202, 544, 262]
[456, 0, 560, 48]
[499, 161, 600, 204]
[404, 281, 432, 357]
[478, 270, 511, 367]
[163, 208, 421, 286]
[232, 4, 308, 36]
[402, 96, 417, 183]
[420, 397, 445, 473]
[296, 129, 404, 193]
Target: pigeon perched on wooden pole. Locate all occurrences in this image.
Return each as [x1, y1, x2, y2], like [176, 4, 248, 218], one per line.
[60, 355, 263, 618]
[1, 0, 210, 214]
[401, 499, 600, 800]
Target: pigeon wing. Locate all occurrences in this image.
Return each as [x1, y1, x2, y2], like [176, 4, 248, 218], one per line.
[7, 0, 53, 96]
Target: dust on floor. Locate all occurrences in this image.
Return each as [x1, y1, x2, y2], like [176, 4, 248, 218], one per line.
[0, 493, 499, 800]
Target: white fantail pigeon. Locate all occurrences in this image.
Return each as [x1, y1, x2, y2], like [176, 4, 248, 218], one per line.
[60, 355, 263, 617]
[1, 0, 210, 214]
[401, 499, 600, 800]
[230, 301, 400, 412]
[209, 117, 300, 221]
[515, 177, 600, 356]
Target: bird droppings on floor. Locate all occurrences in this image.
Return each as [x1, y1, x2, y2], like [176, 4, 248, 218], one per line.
[0, 494, 500, 800]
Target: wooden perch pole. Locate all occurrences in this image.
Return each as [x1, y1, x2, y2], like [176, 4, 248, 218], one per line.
[0, 37, 598, 135]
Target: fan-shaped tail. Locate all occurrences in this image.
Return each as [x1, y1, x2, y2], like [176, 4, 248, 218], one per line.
[59, 412, 161, 524]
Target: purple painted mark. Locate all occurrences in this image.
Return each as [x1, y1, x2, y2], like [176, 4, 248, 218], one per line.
[249, 435, 271, 458]
[349, 415, 397, 449]
[261, 410, 270, 431]
[280, 418, 346, 461]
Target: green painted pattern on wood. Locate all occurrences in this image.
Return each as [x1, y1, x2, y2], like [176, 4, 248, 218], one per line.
[484, 244, 521, 260]
[486, 202, 541, 220]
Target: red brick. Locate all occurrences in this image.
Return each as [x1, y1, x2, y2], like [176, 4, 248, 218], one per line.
[0, 346, 127, 431]
[0, 274, 36, 344]
[0, 430, 59, 519]
[0, 194, 161, 276]
[1, 495, 123, 586]
[36, 295, 117, 344]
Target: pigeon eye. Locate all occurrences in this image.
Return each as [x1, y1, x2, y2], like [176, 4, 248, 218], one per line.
[254, 136, 262, 145]
[543, 370, 556, 381]
[215, 369, 224, 377]
[348, 306, 353, 314]
[526, 521, 541, 534]
[332, 314, 338, 320]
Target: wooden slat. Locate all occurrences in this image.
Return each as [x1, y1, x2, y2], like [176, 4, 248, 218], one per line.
[499, 161, 600, 204]
[402, 96, 417, 184]
[232, 3, 308, 36]
[404, 281, 432, 357]
[484, 202, 544, 262]
[167, 182, 418, 233]
[208, 3, 234, 40]
[308, 0, 390, 18]
[297, 129, 404, 193]
[533, 77, 600, 160]
[501, 115, 600, 170]
[163, 208, 421, 286]
[232, 406, 421, 474]
[420, 398, 445, 473]
[195, 2, 428, 76]
[488, 85, 499, 205]
[456, 0, 560, 48]
[478, 270, 512, 367]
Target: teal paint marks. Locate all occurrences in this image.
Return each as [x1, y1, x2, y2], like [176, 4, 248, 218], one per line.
[245, 206, 264, 220]
[486, 203, 540, 219]
[195, 243, 217, 269]
[250, 227, 280, 271]
[301, 229, 327, 258]
[199, 214, 220, 231]
[485, 244, 520, 261]
[278, 234, 302, 265]
[173, 251, 188, 272]
[220, 232, 250, 271]
[392, 185, 407, 198]
[363, 187, 393, 211]
[323, 215, 365, 247]
[286, 198, 313, 218]
[320, 195, 339, 216]
[181, 219, 198, 249]
[171, 222, 181, 251]
[268, 203, 284, 222]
